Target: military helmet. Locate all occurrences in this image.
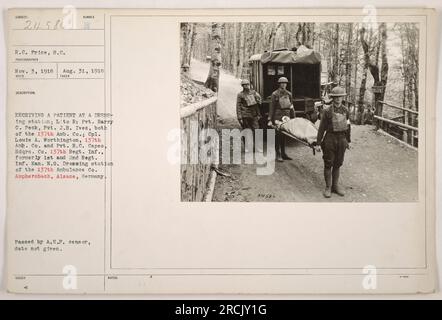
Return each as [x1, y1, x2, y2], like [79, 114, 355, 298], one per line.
[278, 77, 289, 83]
[329, 86, 347, 97]
[241, 79, 250, 86]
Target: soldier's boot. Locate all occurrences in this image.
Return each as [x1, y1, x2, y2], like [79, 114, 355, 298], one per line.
[276, 152, 283, 162]
[323, 167, 332, 198]
[280, 136, 293, 160]
[253, 135, 263, 153]
[331, 167, 345, 196]
[275, 135, 284, 162]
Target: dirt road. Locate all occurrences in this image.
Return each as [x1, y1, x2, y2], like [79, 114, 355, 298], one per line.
[189, 60, 418, 202]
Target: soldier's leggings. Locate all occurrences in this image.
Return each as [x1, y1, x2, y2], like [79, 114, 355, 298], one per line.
[241, 117, 259, 149]
[321, 131, 348, 169]
[275, 131, 286, 154]
[241, 117, 259, 130]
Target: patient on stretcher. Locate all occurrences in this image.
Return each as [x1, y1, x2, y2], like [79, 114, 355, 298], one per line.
[275, 116, 319, 146]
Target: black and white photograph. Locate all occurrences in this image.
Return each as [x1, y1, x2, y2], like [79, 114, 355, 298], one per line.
[180, 21, 420, 202]
[3, 6, 438, 297]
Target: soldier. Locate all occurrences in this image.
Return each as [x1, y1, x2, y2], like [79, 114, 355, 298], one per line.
[316, 86, 351, 198]
[236, 79, 262, 152]
[267, 77, 295, 162]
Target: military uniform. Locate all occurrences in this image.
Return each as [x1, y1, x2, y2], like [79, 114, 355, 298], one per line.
[236, 84, 262, 152]
[236, 89, 262, 130]
[317, 104, 351, 168]
[269, 85, 295, 160]
[269, 88, 295, 123]
[316, 86, 351, 198]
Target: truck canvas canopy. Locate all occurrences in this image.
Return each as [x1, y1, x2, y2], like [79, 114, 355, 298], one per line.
[249, 45, 322, 65]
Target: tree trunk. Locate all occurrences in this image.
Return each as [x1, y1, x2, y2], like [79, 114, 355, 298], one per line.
[301, 23, 307, 45]
[295, 23, 302, 46]
[364, 23, 388, 128]
[295, 23, 314, 47]
[358, 67, 368, 109]
[379, 22, 389, 103]
[268, 23, 276, 50]
[345, 23, 353, 104]
[352, 25, 359, 107]
[331, 24, 340, 83]
[407, 24, 419, 111]
[309, 23, 315, 48]
[399, 24, 407, 109]
[187, 23, 197, 65]
[282, 23, 289, 48]
[251, 23, 260, 54]
[237, 23, 245, 78]
[271, 23, 282, 50]
[358, 26, 371, 123]
[204, 23, 222, 92]
[180, 23, 191, 67]
[232, 23, 237, 76]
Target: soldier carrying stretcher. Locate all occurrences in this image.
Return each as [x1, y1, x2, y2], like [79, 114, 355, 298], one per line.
[267, 77, 296, 162]
[316, 86, 351, 198]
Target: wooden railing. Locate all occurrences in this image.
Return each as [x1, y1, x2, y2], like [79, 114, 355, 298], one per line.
[374, 100, 418, 147]
[180, 97, 218, 201]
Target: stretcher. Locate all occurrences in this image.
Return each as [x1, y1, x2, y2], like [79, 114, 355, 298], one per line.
[271, 117, 321, 155]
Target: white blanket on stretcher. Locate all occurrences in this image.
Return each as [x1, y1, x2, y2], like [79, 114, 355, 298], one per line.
[277, 117, 319, 145]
